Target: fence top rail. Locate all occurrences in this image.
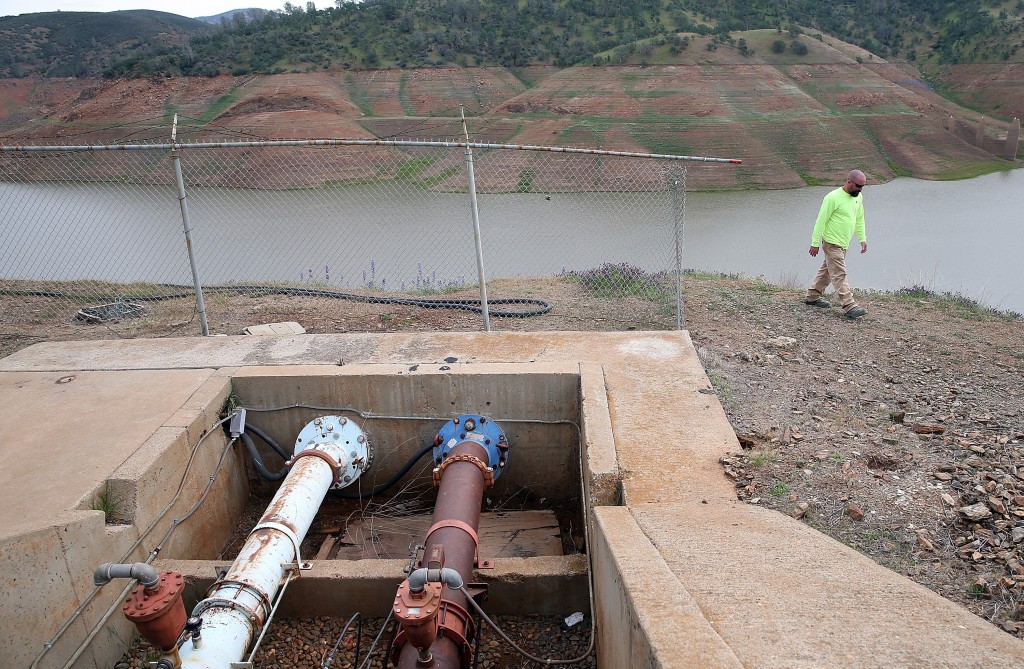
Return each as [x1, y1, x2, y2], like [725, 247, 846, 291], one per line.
[0, 138, 742, 164]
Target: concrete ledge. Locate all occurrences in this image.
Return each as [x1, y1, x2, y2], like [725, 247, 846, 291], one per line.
[632, 500, 1024, 667]
[0, 368, 247, 669]
[592, 506, 743, 668]
[580, 363, 620, 506]
[107, 426, 249, 559]
[158, 554, 590, 618]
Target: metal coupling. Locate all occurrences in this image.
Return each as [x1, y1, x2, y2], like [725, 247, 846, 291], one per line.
[432, 414, 509, 481]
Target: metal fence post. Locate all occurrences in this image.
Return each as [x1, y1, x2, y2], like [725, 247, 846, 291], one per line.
[461, 107, 490, 332]
[171, 116, 210, 336]
[669, 166, 686, 330]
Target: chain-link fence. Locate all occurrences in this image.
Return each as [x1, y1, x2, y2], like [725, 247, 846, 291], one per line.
[0, 138, 738, 346]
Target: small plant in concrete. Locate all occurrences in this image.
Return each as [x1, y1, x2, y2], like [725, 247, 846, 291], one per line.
[223, 381, 241, 414]
[92, 489, 121, 524]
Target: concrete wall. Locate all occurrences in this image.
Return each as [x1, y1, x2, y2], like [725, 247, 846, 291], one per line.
[230, 365, 583, 500]
[158, 554, 589, 618]
[0, 372, 248, 669]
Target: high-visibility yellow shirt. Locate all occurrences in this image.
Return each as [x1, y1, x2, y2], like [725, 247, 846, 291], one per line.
[811, 187, 866, 249]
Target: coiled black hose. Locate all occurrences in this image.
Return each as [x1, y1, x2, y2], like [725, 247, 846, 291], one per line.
[2, 284, 553, 318]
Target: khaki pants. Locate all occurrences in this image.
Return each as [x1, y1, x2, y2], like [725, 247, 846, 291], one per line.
[806, 241, 858, 311]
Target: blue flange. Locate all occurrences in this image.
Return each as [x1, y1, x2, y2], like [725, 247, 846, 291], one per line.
[433, 415, 509, 481]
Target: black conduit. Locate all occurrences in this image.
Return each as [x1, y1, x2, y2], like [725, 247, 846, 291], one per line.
[330, 443, 435, 500]
[3, 285, 553, 318]
[240, 432, 288, 481]
[240, 422, 435, 497]
[243, 423, 291, 461]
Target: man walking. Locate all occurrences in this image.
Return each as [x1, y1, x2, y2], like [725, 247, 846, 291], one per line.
[804, 169, 868, 319]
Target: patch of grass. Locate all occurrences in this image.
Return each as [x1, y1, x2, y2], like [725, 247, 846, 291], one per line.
[751, 278, 783, 294]
[706, 370, 730, 401]
[934, 161, 1021, 181]
[397, 72, 416, 116]
[968, 583, 989, 598]
[345, 73, 375, 117]
[516, 168, 535, 193]
[885, 159, 913, 177]
[749, 450, 776, 468]
[561, 263, 673, 302]
[796, 170, 827, 186]
[885, 285, 1022, 320]
[396, 156, 437, 180]
[92, 488, 120, 523]
[420, 165, 463, 188]
[223, 381, 241, 414]
[197, 87, 242, 124]
[769, 480, 790, 497]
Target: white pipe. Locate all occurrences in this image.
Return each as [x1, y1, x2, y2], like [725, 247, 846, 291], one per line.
[180, 435, 350, 669]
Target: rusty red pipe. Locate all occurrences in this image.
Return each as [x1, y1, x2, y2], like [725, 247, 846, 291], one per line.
[393, 414, 508, 669]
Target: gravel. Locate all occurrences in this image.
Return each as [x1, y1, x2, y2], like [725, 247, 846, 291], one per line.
[117, 614, 596, 669]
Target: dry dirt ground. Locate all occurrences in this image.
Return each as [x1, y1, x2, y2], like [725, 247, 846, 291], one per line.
[4, 273, 1024, 655]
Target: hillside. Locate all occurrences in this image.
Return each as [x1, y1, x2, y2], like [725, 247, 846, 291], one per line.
[0, 10, 212, 78]
[1, 0, 1022, 81]
[0, 29, 1018, 191]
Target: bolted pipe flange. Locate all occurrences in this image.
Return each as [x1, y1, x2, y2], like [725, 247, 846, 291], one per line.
[294, 415, 372, 490]
[432, 415, 508, 481]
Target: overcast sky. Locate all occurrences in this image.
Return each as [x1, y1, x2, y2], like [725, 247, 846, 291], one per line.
[0, 1, 290, 19]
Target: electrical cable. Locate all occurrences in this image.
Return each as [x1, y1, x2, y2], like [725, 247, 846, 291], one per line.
[31, 414, 237, 669]
[356, 610, 394, 669]
[330, 442, 434, 499]
[241, 432, 289, 481]
[0, 284, 553, 318]
[243, 423, 291, 461]
[236, 412, 433, 497]
[322, 612, 362, 669]
[458, 418, 595, 666]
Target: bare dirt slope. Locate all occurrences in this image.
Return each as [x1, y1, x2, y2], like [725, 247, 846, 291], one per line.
[2, 39, 1019, 189]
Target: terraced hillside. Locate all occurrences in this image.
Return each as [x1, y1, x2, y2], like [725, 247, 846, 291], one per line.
[1, 31, 1018, 190]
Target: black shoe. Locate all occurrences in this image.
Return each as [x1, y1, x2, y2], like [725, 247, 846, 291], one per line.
[843, 306, 867, 319]
[805, 298, 831, 308]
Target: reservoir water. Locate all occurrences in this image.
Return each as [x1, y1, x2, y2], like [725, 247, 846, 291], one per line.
[1, 168, 1021, 313]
